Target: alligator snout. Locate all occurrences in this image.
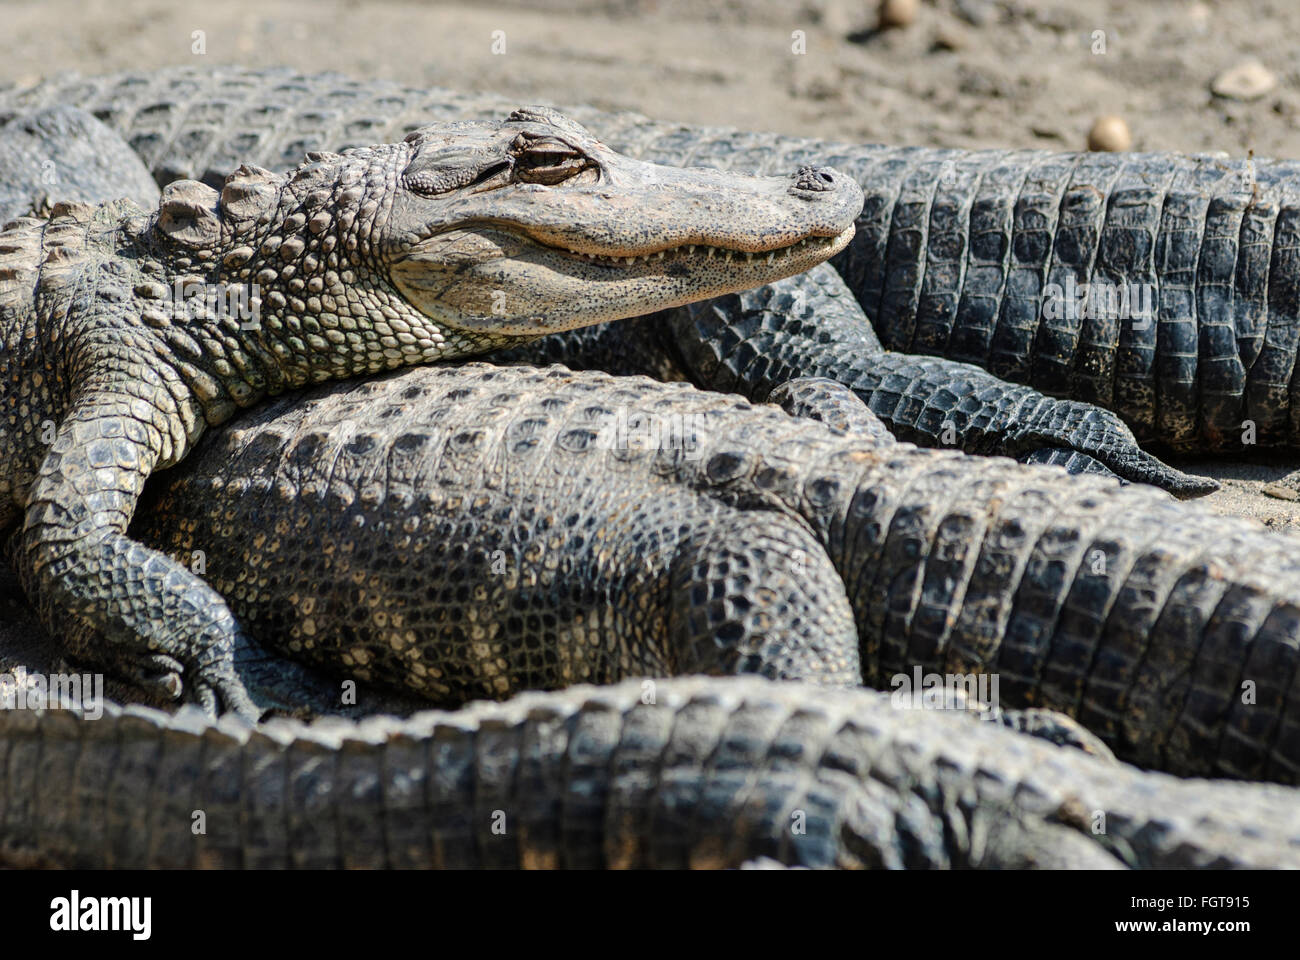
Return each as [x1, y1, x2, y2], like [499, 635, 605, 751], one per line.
[790, 164, 841, 193]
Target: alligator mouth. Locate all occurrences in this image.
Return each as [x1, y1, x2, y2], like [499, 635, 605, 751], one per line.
[556, 231, 850, 267]
[395, 223, 855, 275]
[391, 222, 857, 335]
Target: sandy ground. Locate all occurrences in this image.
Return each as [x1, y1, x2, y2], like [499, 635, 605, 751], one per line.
[1, 0, 1299, 537]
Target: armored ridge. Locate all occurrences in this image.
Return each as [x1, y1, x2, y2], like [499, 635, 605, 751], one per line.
[0, 104, 861, 717]
[6, 65, 1299, 453]
[131, 363, 1300, 783]
[4, 675, 1299, 869]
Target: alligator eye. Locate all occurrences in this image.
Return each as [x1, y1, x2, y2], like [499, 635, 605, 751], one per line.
[513, 136, 590, 185]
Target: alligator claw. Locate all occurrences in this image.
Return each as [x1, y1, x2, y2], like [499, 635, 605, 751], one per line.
[123, 653, 186, 700]
[191, 662, 261, 721]
[1013, 402, 1218, 498]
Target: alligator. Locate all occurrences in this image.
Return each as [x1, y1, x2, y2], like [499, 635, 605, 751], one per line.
[0, 84, 1296, 872]
[5, 66, 1298, 460]
[116, 362, 1300, 784]
[0, 66, 1218, 495]
[4, 673, 1299, 869]
[0, 107, 862, 718]
[2, 67, 1289, 863]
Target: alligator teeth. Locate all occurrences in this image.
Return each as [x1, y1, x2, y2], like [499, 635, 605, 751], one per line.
[565, 233, 838, 266]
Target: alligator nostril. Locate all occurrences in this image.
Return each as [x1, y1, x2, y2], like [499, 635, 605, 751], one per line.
[791, 165, 837, 193]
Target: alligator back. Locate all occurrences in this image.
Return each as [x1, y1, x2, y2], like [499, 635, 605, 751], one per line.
[131, 362, 1300, 784]
[3, 675, 1298, 868]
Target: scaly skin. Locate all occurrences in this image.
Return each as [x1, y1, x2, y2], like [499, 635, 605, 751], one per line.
[0, 106, 160, 222]
[4, 65, 1295, 455]
[3, 675, 1298, 869]
[493, 264, 1214, 494]
[0, 66, 1208, 494]
[0, 107, 861, 717]
[128, 364, 1300, 782]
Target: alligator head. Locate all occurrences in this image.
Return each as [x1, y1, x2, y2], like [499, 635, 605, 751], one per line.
[146, 107, 862, 386]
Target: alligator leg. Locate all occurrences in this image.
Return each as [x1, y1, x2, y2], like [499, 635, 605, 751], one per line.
[14, 391, 257, 718]
[665, 506, 862, 685]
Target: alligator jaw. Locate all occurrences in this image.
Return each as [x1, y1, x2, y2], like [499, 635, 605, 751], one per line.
[391, 223, 857, 336]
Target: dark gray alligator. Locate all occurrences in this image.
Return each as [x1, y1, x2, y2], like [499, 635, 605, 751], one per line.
[124, 363, 1300, 784]
[0, 107, 861, 718]
[4, 674, 1299, 869]
[5, 66, 1297, 458]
